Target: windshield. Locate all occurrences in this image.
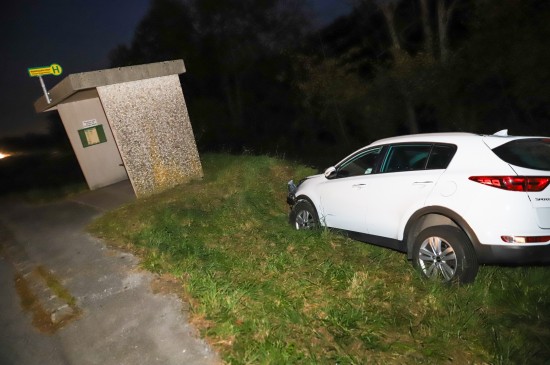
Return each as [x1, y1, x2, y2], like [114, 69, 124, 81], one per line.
[492, 138, 550, 171]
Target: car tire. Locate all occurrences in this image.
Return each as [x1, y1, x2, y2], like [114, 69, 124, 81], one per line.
[412, 225, 479, 284]
[290, 200, 319, 230]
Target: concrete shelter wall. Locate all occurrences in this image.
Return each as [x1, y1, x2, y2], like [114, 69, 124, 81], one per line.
[97, 74, 203, 197]
[56, 97, 128, 190]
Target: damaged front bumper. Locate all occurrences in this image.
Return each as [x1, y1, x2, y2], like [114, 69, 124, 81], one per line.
[287, 179, 297, 206]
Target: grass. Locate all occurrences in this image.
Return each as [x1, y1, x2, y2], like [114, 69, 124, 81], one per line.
[89, 153, 550, 364]
[13, 267, 81, 334]
[36, 266, 79, 309]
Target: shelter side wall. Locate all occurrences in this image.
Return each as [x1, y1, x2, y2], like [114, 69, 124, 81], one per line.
[56, 98, 128, 190]
[97, 75, 203, 197]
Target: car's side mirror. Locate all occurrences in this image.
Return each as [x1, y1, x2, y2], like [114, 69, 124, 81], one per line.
[324, 166, 337, 179]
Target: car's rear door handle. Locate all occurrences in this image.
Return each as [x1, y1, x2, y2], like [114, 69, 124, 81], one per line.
[413, 181, 433, 184]
[352, 184, 367, 189]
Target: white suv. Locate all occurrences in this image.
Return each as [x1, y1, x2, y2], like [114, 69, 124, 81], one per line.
[287, 131, 550, 283]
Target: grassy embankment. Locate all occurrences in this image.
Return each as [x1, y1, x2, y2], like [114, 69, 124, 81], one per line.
[90, 153, 550, 364]
[0, 151, 86, 201]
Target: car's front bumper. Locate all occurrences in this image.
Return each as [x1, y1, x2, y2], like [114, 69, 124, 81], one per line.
[287, 180, 297, 206]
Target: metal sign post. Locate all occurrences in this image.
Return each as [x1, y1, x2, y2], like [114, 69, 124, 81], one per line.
[28, 63, 63, 105]
[38, 76, 51, 104]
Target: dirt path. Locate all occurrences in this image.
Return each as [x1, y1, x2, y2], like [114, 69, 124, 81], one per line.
[0, 181, 218, 365]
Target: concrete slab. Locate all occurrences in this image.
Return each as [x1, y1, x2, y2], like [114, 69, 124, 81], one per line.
[69, 179, 135, 212]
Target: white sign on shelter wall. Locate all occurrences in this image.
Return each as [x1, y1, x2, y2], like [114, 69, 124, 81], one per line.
[82, 119, 98, 128]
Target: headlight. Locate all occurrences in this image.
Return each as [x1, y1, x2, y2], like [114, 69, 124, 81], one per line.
[287, 180, 297, 194]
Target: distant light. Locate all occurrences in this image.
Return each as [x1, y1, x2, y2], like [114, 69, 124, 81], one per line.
[0, 152, 11, 159]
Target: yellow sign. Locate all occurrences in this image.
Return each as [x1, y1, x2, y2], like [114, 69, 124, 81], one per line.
[28, 64, 63, 77]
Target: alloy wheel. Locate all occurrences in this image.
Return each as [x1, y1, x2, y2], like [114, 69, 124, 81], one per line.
[295, 209, 315, 229]
[418, 236, 457, 281]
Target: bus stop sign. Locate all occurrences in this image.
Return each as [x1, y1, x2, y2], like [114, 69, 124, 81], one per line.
[28, 64, 63, 77]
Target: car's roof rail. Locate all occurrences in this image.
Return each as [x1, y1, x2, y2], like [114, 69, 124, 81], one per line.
[493, 129, 509, 136]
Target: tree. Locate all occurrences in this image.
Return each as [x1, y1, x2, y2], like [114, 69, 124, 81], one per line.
[419, 0, 434, 55]
[190, 0, 309, 131]
[110, 0, 311, 152]
[294, 54, 366, 148]
[373, 0, 402, 55]
[354, 1, 424, 133]
[346, 0, 469, 133]
[109, 0, 196, 66]
[436, 0, 460, 63]
[441, 0, 550, 134]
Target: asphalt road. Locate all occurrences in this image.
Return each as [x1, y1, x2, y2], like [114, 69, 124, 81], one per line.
[0, 180, 219, 365]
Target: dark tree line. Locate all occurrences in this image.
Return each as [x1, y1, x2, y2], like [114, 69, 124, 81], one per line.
[0, 113, 71, 153]
[110, 0, 310, 156]
[110, 0, 550, 166]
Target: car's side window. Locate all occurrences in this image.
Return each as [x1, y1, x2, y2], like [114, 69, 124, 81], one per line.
[426, 144, 457, 170]
[381, 145, 432, 173]
[337, 148, 382, 178]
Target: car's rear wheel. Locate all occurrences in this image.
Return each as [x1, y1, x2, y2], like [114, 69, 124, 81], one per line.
[412, 226, 478, 284]
[290, 200, 319, 230]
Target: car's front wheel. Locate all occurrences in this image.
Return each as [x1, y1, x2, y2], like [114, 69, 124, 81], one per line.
[290, 200, 319, 230]
[412, 226, 479, 284]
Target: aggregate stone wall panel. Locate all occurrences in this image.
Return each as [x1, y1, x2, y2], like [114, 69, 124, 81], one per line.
[97, 75, 203, 197]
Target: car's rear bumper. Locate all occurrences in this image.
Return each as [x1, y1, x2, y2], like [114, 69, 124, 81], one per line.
[475, 243, 550, 264]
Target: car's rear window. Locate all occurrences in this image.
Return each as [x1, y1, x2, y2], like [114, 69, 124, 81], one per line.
[426, 144, 457, 170]
[492, 138, 550, 171]
[379, 143, 457, 172]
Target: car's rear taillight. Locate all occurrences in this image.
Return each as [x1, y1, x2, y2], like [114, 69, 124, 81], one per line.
[469, 176, 550, 192]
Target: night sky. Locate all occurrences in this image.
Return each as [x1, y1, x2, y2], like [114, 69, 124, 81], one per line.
[1, 0, 351, 138]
